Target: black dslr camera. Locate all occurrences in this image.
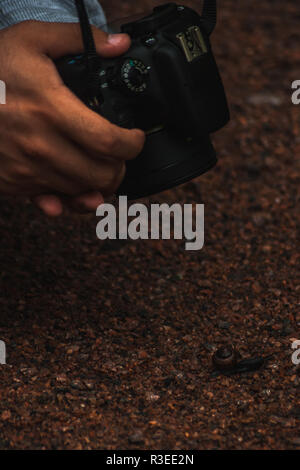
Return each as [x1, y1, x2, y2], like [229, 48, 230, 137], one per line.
[56, 1, 230, 199]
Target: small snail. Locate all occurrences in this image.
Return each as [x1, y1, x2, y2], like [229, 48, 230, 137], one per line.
[212, 345, 240, 371]
[212, 346, 273, 375]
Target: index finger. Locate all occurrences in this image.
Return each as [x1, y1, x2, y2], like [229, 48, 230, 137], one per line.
[49, 86, 146, 160]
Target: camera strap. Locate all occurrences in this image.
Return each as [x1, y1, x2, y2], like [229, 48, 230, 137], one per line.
[202, 0, 217, 35]
[74, 0, 101, 100]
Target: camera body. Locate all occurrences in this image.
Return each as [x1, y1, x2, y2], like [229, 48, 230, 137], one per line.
[56, 3, 230, 199]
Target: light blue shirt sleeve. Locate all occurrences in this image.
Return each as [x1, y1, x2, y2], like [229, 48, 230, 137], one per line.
[0, 0, 106, 29]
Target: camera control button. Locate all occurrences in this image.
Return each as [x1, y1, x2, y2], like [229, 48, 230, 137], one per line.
[120, 59, 149, 93]
[144, 37, 157, 47]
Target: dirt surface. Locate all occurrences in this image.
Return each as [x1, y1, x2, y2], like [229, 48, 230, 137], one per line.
[0, 0, 299, 450]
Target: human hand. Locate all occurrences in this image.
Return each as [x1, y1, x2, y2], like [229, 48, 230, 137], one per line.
[0, 21, 145, 216]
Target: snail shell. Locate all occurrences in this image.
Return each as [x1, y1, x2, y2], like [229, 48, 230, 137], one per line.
[212, 345, 239, 371]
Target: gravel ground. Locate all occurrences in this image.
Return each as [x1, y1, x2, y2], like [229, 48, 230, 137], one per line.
[0, 0, 299, 450]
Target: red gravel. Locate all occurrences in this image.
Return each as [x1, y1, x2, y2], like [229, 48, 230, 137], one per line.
[0, 0, 299, 450]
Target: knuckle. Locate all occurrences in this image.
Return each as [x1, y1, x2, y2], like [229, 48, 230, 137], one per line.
[20, 135, 49, 160]
[44, 86, 69, 118]
[134, 131, 146, 153]
[92, 27, 108, 45]
[3, 162, 35, 188]
[27, 99, 54, 125]
[124, 131, 146, 160]
[102, 162, 125, 194]
[13, 164, 34, 179]
[100, 132, 119, 156]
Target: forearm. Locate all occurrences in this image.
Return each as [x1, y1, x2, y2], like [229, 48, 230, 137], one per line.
[0, 0, 106, 29]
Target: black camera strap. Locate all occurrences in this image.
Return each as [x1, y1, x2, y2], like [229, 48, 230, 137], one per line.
[202, 0, 217, 35]
[74, 0, 101, 100]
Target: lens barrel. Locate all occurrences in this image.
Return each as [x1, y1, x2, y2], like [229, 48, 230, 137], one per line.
[117, 129, 217, 199]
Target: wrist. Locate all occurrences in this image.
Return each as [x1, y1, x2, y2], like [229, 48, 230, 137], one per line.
[0, 0, 106, 30]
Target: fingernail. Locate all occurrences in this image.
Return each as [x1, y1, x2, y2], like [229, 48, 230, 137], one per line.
[34, 195, 63, 217]
[107, 33, 127, 45]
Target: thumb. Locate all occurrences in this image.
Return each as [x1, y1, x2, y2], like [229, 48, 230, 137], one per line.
[24, 21, 131, 59]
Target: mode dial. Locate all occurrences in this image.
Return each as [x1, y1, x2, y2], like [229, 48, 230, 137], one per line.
[121, 59, 150, 93]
